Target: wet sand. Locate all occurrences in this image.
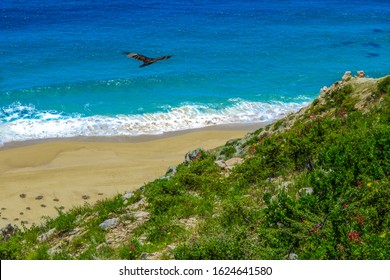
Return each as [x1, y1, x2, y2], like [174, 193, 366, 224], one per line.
[0, 126, 262, 228]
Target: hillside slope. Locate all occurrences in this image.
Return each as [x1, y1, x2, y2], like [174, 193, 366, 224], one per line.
[1, 73, 389, 260]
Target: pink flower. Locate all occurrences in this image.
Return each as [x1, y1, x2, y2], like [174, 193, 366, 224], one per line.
[348, 232, 361, 242]
[129, 245, 136, 251]
[309, 113, 315, 120]
[343, 203, 348, 208]
[301, 134, 305, 138]
[250, 146, 255, 154]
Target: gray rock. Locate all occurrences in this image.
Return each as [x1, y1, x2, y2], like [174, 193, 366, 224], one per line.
[47, 242, 62, 256]
[129, 198, 147, 210]
[133, 211, 150, 220]
[122, 192, 134, 200]
[278, 181, 292, 191]
[215, 160, 227, 169]
[37, 228, 56, 243]
[342, 71, 352, 81]
[357, 70, 365, 78]
[284, 253, 298, 260]
[99, 218, 119, 229]
[1, 224, 19, 240]
[225, 157, 243, 170]
[165, 166, 177, 177]
[296, 187, 314, 199]
[185, 148, 203, 164]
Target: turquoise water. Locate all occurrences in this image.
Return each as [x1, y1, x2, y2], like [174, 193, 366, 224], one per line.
[1, 0, 389, 144]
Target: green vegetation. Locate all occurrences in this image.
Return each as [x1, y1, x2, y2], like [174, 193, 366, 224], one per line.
[1, 76, 389, 259]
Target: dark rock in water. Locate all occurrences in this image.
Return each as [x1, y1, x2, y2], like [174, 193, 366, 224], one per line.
[373, 28, 383, 33]
[366, 52, 380, 58]
[1, 224, 19, 240]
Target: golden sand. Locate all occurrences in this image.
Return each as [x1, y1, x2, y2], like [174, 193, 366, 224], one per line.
[0, 129, 250, 228]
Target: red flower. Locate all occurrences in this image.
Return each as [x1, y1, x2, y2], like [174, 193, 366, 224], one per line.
[348, 232, 361, 242]
[129, 245, 136, 251]
[308, 113, 315, 120]
[343, 203, 348, 208]
[357, 181, 362, 187]
[250, 146, 255, 154]
[301, 134, 305, 138]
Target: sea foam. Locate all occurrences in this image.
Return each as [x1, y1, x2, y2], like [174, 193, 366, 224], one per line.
[0, 100, 307, 144]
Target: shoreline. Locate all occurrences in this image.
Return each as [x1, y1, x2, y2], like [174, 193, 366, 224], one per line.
[0, 122, 269, 151]
[0, 122, 267, 228]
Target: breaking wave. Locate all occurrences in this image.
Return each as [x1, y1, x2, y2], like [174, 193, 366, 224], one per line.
[0, 100, 308, 144]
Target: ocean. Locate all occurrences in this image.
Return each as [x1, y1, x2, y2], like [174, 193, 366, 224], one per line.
[1, 0, 389, 145]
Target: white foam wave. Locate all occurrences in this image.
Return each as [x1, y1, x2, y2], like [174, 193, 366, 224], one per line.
[0, 101, 308, 144]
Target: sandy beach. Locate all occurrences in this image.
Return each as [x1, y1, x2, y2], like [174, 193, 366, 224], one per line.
[0, 127, 258, 228]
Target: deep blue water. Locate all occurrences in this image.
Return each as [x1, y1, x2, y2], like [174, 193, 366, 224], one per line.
[1, 0, 389, 144]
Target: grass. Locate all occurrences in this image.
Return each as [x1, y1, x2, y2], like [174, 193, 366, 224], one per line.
[1, 75, 389, 260]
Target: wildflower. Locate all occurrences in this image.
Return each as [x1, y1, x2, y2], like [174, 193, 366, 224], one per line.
[357, 181, 362, 187]
[301, 134, 305, 138]
[367, 182, 372, 187]
[348, 232, 361, 243]
[308, 113, 315, 120]
[342, 203, 348, 208]
[129, 245, 136, 251]
[250, 146, 255, 154]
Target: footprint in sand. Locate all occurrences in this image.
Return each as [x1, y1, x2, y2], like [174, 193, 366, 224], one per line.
[14, 218, 19, 221]
[26, 207, 31, 210]
[40, 204, 46, 208]
[19, 193, 26, 198]
[19, 212, 24, 215]
[35, 195, 43, 200]
[1, 207, 6, 210]
[53, 198, 60, 202]
[82, 195, 90, 200]
[98, 193, 104, 196]
[2, 217, 7, 220]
